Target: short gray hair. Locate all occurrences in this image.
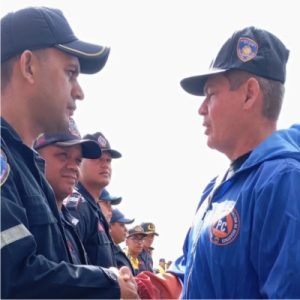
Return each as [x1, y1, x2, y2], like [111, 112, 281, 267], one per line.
[224, 70, 285, 120]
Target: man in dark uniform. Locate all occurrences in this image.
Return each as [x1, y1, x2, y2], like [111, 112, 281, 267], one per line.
[66, 132, 122, 268]
[98, 188, 122, 223]
[139, 222, 159, 272]
[1, 7, 138, 299]
[33, 118, 102, 264]
[110, 208, 135, 273]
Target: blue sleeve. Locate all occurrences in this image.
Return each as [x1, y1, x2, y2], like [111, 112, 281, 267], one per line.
[168, 228, 191, 283]
[251, 164, 300, 298]
[168, 180, 216, 283]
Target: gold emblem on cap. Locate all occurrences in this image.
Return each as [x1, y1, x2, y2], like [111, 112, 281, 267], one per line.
[237, 37, 258, 62]
[148, 223, 155, 231]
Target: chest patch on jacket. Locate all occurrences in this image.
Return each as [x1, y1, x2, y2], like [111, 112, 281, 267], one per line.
[209, 204, 240, 246]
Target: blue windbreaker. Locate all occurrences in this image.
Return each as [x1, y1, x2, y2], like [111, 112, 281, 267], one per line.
[170, 125, 300, 299]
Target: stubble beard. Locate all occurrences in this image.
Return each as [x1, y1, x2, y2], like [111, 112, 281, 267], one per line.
[42, 114, 70, 135]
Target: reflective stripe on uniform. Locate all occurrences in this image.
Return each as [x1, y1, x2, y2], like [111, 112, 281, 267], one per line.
[1, 224, 31, 249]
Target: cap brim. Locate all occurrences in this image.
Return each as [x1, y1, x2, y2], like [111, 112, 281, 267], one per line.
[56, 139, 101, 159]
[100, 196, 122, 205]
[103, 149, 122, 159]
[55, 41, 110, 74]
[110, 197, 122, 205]
[145, 231, 159, 236]
[117, 217, 135, 224]
[127, 233, 148, 238]
[180, 68, 227, 96]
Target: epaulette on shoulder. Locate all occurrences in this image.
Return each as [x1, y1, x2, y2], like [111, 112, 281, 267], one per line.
[65, 190, 86, 208]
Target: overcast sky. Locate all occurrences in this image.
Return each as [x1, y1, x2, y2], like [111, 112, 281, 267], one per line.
[2, 0, 299, 266]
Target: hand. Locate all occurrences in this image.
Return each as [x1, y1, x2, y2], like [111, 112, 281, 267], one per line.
[115, 266, 140, 299]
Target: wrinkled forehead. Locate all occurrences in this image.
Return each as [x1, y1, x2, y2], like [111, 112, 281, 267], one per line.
[203, 73, 228, 95]
[39, 143, 82, 154]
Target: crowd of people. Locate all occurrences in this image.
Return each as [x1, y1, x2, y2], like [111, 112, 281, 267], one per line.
[1, 5, 300, 300]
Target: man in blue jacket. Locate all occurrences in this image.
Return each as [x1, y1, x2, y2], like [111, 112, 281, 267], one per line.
[168, 26, 300, 298]
[1, 7, 138, 299]
[135, 26, 300, 299]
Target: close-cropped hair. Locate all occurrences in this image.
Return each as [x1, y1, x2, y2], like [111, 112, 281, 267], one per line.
[224, 69, 285, 120]
[1, 56, 18, 91]
[1, 49, 48, 92]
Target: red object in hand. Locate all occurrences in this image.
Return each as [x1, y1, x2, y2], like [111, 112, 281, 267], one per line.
[135, 271, 182, 299]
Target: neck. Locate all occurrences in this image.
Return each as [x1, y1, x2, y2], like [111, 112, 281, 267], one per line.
[56, 201, 63, 210]
[128, 251, 139, 259]
[55, 195, 66, 210]
[79, 180, 103, 202]
[226, 121, 277, 161]
[1, 97, 42, 147]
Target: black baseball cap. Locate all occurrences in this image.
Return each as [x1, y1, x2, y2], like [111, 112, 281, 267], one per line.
[1, 6, 110, 74]
[110, 209, 135, 224]
[99, 189, 122, 205]
[181, 26, 290, 96]
[140, 222, 159, 236]
[33, 118, 101, 159]
[83, 132, 122, 159]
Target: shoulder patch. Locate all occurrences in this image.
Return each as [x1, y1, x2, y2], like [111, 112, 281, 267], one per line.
[65, 191, 85, 209]
[0, 149, 10, 186]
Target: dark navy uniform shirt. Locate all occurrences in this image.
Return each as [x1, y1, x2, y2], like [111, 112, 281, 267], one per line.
[112, 243, 135, 274]
[139, 249, 154, 272]
[1, 118, 120, 299]
[60, 205, 89, 265]
[66, 182, 117, 268]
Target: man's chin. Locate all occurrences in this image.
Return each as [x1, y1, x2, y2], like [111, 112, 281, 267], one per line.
[206, 137, 216, 150]
[43, 117, 69, 134]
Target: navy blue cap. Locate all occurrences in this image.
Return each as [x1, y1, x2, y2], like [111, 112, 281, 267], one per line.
[110, 209, 134, 224]
[33, 118, 101, 159]
[181, 26, 289, 96]
[1, 7, 110, 74]
[99, 189, 122, 205]
[83, 132, 122, 159]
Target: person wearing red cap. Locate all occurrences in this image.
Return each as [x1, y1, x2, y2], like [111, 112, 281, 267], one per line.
[1, 7, 137, 299]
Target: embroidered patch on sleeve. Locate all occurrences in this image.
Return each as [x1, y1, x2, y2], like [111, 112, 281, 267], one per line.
[0, 149, 10, 186]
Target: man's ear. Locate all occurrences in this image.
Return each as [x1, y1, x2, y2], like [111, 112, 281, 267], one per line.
[243, 77, 260, 110]
[19, 50, 36, 84]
